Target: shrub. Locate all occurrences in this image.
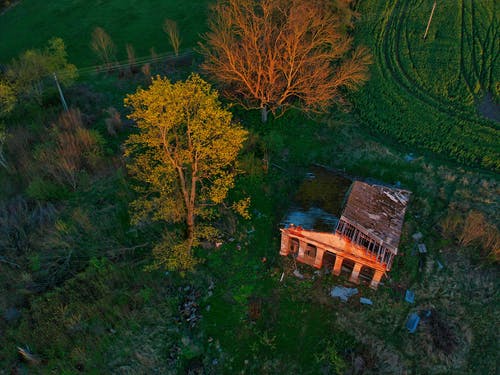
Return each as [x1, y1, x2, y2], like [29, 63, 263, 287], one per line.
[65, 84, 105, 125]
[5, 125, 37, 176]
[36, 109, 103, 190]
[6, 38, 77, 105]
[26, 177, 69, 201]
[442, 208, 500, 263]
[0, 196, 57, 254]
[104, 106, 123, 136]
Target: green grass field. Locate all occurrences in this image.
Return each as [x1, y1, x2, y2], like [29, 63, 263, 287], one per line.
[0, 0, 211, 67]
[0, 0, 499, 373]
[353, 0, 499, 171]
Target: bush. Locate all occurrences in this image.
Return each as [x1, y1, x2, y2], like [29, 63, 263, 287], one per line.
[104, 106, 123, 136]
[0, 196, 57, 254]
[441, 208, 500, 262]
[26, 177, 69, 201]
[36, 108, 104, 190]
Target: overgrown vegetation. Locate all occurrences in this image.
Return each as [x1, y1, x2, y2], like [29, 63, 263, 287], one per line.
[0, 0, 498, 373]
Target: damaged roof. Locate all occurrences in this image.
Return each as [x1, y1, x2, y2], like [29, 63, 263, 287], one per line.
[340, 181, 410, 250]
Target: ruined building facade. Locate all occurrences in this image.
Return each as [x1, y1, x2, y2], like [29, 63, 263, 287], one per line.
[280, 181, 410, 289]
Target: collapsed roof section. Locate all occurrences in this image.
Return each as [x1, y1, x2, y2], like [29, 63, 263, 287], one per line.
[340, 181, 411, 253]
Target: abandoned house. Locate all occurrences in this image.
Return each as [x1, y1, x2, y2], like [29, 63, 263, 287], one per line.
[280, 167, 410, 289]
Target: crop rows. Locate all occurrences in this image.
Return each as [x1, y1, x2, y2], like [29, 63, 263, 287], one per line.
[353, 0, 499, 171]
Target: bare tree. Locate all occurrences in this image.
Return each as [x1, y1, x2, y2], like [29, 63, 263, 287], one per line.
[163, 19, 181, 56]
[90, 27, 116, 69]
[199, 0, 371, 122]
[126, 43, 137, 73]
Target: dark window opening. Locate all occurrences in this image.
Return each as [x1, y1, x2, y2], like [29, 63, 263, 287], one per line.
[341, 259, 355, 275]
[359, 266, 375, 282]
[305, 244, 317, 258]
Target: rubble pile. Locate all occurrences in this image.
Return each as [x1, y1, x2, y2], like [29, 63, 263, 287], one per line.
[179, 286, 202, 329]
[177, 282, 215, 329]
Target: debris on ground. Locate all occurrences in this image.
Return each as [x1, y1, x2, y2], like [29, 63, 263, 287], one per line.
[293, 269, 304, 279]
[436, 260, 444, 270]
[330, 286, 358, 302]
[360, 297, 373, 305]
[422, 310, 432, 318]
[412, 232, 423, 241]
[353, 355, 366, 375]
[404, 153, 416, 162]
[418, 256, 426, 272]
[406, 313, 420, 333]
[18, 346, 41, 365]
[418, 243, 427, 253]
[405, 290, 415, 304]
[178, 286, 201, 328]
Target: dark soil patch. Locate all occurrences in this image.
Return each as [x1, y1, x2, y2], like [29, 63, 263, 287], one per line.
[477, 92, 500, 122]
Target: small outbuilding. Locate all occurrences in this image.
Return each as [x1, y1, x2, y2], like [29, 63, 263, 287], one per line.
[280, 172, 410, 289]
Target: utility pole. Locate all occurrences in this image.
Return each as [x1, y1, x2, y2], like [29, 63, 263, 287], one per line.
[53, 72, 68, 112]
[423, 1, 437, 40]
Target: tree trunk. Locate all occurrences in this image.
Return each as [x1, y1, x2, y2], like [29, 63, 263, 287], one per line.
[186, 209, 195, 250]
[260, 106, 268, 123]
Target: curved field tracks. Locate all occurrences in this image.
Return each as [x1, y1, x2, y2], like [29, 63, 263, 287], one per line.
[354, 0, 499, 171]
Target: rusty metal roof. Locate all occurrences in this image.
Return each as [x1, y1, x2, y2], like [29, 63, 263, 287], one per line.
[340, 181, 410, 250]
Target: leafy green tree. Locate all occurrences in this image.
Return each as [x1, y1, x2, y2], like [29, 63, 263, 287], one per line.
[6, 38, 77, 105]
[124, 74, 248, 270]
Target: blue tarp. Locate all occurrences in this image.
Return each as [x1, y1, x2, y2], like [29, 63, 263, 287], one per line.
[405, 290, 415, 304]
[360, 297, 373, 305]
[330, 286, 358, 302]
[406, 313, 420, 333]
